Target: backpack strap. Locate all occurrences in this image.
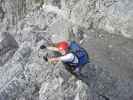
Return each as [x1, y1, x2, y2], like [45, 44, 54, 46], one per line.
[73, 49, 89, 66]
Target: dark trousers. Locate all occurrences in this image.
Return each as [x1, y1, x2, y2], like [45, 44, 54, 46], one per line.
[63, 63, 77, 74]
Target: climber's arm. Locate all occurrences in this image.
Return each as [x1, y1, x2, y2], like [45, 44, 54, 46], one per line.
[40, 44, 59, 51]
[46, 46, 59, 51]
[48, 57, 61, 62]
[48, 53, 73, 62]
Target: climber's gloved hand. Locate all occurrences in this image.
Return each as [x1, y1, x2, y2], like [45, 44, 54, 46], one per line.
[43, 56, 48, 61]
[40, 45, 47, 49]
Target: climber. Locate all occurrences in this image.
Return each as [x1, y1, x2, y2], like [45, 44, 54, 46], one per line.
[40, 41, 89, 74]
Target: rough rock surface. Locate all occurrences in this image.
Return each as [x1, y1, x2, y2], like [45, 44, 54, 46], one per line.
[0, 0, 133, 100]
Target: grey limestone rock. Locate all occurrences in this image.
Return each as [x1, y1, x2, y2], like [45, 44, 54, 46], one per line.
[0, 32, 18, 66]
[0, 0, 133, 100]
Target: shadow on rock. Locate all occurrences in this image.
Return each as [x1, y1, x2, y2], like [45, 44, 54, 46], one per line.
[0, 32, 18, 66]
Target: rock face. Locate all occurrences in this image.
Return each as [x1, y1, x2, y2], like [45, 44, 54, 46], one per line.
[1, 0, 133, 37]
[0, 0, 133, 100]
[0, 32, 18, 66]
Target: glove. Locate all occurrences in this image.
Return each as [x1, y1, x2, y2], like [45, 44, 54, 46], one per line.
[40, 45, 46, 49]
[43, 56, 48, 61]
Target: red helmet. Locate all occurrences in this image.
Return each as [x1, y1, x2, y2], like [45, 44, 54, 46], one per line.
[57, 41, 69, 51]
